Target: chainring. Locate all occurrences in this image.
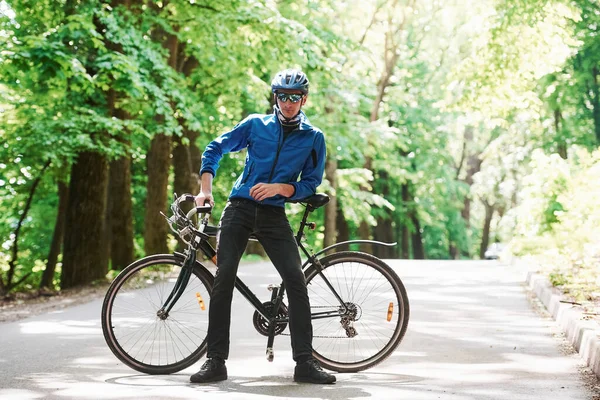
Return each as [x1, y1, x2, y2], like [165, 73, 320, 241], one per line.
[252, 302, 289, 336]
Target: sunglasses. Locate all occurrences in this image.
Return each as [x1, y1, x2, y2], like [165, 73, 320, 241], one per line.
[276, 93, 304, 103]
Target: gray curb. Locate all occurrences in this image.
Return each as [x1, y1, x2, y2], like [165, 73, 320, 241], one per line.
[526, 271, 600, 378]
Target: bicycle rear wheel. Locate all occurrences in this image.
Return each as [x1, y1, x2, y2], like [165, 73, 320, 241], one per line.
[304, 251, 409, 372]
[101, 254, 213, 375]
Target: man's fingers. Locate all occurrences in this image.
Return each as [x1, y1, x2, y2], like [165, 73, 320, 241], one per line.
[251, 187, 267, 200]
[252, 190, 264, 200]
[250, 183, 279, 201]
[195, 193, 214, 206]
[250, 183, 264, 197]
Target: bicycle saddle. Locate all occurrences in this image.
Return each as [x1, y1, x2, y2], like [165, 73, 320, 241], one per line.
[301, 193, 330, 210]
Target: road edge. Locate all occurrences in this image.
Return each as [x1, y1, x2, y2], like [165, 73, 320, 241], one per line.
[527, 271, 600, 379]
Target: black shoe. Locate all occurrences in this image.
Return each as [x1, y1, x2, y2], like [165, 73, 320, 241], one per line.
[190, 358, 227, 383]
[294, 359, 336, 384]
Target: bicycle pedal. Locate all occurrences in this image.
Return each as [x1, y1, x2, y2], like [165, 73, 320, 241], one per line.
[266, 347, 274, 362]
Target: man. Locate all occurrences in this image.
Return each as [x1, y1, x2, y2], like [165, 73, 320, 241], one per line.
[192, 69, 335, 384]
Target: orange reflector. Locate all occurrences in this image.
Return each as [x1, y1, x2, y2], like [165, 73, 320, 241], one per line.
[387, 302, 394, 322]
[211, 255, 218, 265]
[196, 292, 206, 310]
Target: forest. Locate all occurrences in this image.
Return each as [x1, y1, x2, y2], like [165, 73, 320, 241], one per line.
[1, 0, 599, 297]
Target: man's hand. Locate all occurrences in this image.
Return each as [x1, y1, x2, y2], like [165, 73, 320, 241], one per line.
[195, 191, 214, 207]
[250, 183, 294, 201]
[195, 172, 215, 207]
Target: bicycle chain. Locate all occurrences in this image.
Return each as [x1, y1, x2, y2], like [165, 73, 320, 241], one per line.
[278, 305, 354, 339]
[280, 332, 353, 339]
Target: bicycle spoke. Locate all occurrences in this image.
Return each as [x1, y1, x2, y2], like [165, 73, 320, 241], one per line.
[306, 252, 409, 372]
[102, 256, 211, 374]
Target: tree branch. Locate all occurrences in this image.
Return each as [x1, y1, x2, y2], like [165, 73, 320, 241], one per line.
[358, 0, 386, 46]
[6, 160, 52, 291]
[187, 3, 220, 13]
[6, 273, 33, 293]
[455, 139, 467, 179]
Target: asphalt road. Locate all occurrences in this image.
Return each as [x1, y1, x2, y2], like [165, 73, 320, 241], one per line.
[0, 259, 595, 400]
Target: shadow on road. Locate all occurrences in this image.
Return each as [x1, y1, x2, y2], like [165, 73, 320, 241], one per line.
[102, 370, 425, 399]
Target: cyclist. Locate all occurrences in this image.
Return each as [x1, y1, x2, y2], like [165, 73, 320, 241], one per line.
[192, 69, 335, 384]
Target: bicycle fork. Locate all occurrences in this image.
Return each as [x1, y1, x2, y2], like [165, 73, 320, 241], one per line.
[157, 251, 196, 319]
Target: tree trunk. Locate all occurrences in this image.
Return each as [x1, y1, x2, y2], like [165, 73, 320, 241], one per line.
[144, 24, 178, 256]
[172, 134, 193, 199]
[102, 0, 136, 269]
[58, 0, 134, 288]
[373, 172, 395, 258]
[107, 153, 134, 269]
[190, 140, 202, 178]
[449, 244, 458, 260]
[323, 158, 338, 248]
[173, 132, 200, 251]
[479, 201, 494, 259]
[358, 217, 373, 253]
[336, 204, 350, 251]
[374, 216, 396, 258]
[591, 66, 600, 145]
[461, 156, 482, 259]
[104, 89, 133, 271]
[61, 151, 109, 288]
[358, 156, 373, 254]
[411, 213, 425, 259]
[173, 132, 199, 197]
[175, 53, 202, 197]
[400, 183, 410, 258]
[554, 108, 567, 159]
[144, 133, 171, 255]
[460, 127, 481, 227]
[41, 180, 69, 289]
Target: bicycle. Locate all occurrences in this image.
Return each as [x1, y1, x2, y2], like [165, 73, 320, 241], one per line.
[101, 193, 409, 375]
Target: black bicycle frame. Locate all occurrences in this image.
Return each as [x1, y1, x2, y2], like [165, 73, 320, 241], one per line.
[230, 204, 347, 324]
[159, 251, 197, 317]
[159, 231, 214, 315]
[162, 201, 396, 324]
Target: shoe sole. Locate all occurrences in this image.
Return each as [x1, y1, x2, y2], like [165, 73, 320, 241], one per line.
[190, 373, 227, 384]
[293, 376, 336, 384]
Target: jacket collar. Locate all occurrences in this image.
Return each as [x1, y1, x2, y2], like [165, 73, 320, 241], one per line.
[271, 110, 313, 131]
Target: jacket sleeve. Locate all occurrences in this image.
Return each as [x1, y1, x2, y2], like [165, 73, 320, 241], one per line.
[200, 116, 253, 177]
[289, 131, 326, 201]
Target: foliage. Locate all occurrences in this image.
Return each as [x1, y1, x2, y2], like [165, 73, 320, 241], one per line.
[1, 0, 599, 292]
[508, 148, 600, 301]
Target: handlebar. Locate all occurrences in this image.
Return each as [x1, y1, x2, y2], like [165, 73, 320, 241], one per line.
[161, 194, 213, 248]
[175, 194, 213, 218]
[164, 192, 330, 251]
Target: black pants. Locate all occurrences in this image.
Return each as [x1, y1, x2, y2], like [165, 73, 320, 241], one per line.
[206, 198, 313, 362]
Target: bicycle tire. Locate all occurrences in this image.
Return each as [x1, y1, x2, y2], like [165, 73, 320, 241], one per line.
[304, 251, 409, 373]
[101, 254, 214, 375]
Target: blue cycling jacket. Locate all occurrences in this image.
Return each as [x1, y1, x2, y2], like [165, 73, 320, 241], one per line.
[200, 111, 326, 207]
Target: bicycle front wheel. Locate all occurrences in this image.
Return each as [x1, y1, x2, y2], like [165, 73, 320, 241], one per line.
[304, 251, 409, 372]
[101, 254, 213, 375]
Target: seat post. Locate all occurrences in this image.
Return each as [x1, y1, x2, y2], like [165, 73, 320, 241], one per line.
[295, 206, 312, 245]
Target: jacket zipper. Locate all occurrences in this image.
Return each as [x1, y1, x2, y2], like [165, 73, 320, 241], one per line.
[267, 123, 291, 183]
[241, 162, 254, 184]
